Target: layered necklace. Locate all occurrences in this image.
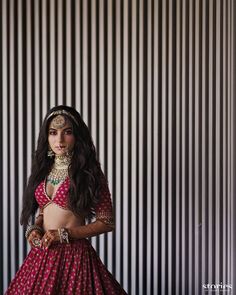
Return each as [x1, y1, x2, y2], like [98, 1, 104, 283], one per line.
[47, 154, 72, 185]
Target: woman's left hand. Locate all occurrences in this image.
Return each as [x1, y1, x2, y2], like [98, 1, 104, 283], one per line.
[40, 229, 60, 249]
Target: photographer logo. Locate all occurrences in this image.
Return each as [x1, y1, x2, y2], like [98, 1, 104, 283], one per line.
[202, 282, 232, 292]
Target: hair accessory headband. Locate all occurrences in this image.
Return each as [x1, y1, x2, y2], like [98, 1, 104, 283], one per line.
[46, 110, 79, 126]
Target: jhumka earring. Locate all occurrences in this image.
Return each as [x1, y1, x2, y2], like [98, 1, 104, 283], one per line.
[65, 150, 74, 157]
[47, 146, 54, 157]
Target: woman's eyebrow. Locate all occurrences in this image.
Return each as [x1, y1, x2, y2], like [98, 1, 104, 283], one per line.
[49, 127, 72, 131]
[63, 127, 73, 130]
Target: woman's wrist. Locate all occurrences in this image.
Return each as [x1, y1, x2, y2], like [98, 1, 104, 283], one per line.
[35, 212, 44, 227]
[25, 224, 44, 239]
[36, 212, 44, 219]
[58, 228, 70, 243]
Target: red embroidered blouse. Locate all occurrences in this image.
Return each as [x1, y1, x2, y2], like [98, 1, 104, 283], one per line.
[34, 174, 114, 226]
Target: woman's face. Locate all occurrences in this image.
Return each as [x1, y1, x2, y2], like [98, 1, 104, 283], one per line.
[48, 115, 75, 156]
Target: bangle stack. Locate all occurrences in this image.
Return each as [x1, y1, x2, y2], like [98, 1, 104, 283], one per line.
[58, 228, 69, 244]
[25, 225, 44, 239]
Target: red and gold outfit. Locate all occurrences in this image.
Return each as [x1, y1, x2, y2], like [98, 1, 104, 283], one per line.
[5, 174, 126, 295]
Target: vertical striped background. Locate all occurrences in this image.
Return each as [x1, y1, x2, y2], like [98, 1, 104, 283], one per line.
[0, 0, 235, 294]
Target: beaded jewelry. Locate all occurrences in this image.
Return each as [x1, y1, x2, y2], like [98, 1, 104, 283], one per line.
[47, 154, 72, 185]
[58, 228, 69, 244]
[46, 110, 79, 126]
[32, 238, 41, 247]
[47, 146, 55, 158]
[25, 225, 44, 239]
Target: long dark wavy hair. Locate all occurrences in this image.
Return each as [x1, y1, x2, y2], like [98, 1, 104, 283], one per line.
[20, 105, 104, 226]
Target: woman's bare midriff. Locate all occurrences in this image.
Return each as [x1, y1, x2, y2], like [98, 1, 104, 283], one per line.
[43, 203, 85, 231]
[42, 180, 85, 231]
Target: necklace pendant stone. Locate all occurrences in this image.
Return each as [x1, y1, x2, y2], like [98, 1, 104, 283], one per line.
[50, 179, 61, 186]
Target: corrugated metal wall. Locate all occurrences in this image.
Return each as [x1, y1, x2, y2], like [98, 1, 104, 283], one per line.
[0, 0, 235, 294]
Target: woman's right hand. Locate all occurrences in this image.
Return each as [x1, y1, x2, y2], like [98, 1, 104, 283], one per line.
[27, 230, 43, 248]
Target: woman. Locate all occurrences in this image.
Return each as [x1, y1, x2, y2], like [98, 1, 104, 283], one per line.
[6, 105, 126, 295]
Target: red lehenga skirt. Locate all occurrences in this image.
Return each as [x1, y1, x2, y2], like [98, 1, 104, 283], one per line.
[5, 239, 127, 295]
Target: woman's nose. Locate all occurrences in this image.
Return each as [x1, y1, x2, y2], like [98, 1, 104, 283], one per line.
[58, 133, 64, 142]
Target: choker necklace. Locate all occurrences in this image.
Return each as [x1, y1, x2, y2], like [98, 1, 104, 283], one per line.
[47, 154, 72, 186]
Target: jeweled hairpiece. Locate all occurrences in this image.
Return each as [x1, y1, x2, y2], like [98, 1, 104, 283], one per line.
[46, 110, 79, 126]
[51, 115, 67, 129]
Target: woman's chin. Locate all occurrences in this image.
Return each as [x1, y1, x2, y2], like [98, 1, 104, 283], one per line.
[54, 150, 68, 156]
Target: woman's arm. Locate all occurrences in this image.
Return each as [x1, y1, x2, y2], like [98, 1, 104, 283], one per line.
[40, 220, 114, 248]
[27, 208, 44, 248]
[67, 220, 114, 239]
[35, 215, 43, 227]
[66, 170, 115, 240]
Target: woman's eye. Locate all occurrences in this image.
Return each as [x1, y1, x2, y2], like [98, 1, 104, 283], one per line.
[64, 130, 73, 135]
[49, 131, 57, 135]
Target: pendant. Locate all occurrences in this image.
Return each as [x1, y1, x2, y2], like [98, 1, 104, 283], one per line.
[48, 178, 61, 186]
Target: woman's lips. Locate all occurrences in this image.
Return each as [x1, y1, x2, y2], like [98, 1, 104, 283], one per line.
[56, 146, 66, 150]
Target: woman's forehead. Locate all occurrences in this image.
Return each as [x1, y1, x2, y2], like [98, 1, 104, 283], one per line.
[49, 115, 72, 129]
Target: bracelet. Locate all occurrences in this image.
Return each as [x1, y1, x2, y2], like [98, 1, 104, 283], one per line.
[25, 225, 44, 239]
[58, 228, 69, 244]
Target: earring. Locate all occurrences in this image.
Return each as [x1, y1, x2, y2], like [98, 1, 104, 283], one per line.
[47, 146, 54, 157]
[66, 150, 74, 157]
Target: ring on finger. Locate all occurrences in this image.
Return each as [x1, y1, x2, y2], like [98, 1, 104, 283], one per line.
[32, 238, 41, 247]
